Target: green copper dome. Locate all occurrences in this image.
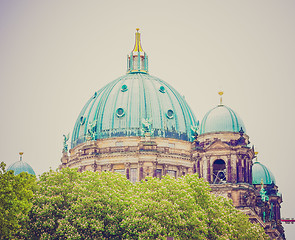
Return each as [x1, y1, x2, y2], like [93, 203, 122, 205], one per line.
[200, 104, 246, 135]
[252, 161, 275, 185]
[71, 30, 197, 148]
[7, 153, 36, 176]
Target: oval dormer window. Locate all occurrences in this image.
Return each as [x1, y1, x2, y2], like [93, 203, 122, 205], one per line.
[121, 84, 128, 92]
[80, 116, 86, 125]
[166, 109, 174, 119]
[116, 108, 125, 118]
[159, 86, 165, 93]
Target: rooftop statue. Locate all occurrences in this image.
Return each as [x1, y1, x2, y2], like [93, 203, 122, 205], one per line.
[141, 118, 153, 136]
[87, 120, 97, 140]
[63, 133, 69, 153]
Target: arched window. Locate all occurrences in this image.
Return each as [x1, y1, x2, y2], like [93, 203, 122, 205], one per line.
[213, 159, 226, 184]
[130, 168, 137, 183]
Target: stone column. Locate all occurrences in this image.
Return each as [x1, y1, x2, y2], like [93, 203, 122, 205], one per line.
[138, 161, 144, 180]
[152, 161, 157, 177]
[92, 160, 97, 172]
[206, 156, 211, 183]
[106, 164, 113, 172]
[196, 156, 201, 177]
[243, 157, 247, 183]
[245, 157, 250, 183]
[125, 162, 130, 180]
[227, 155, 231, 183]
[203, 156, 207, 181]
[249, 161, 253, 185]
[163, 164, 168, 175]
[193, 162, 197, 174]
[237, 155, 243, 183]
[231, 155, 237, 183]
[181, 166, 185, 176]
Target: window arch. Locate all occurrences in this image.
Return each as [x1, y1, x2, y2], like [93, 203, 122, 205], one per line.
[213, 159, 226, 184]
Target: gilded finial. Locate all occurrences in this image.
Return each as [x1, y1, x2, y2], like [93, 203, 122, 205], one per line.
[19, 152, 24, 161]
[255, 151, 259, 161]
[132, 28, 143, 52]
[218, 91, 224, 105]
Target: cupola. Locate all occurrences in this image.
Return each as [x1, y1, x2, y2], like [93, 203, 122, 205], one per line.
[71, 29, 198, 148]
[252, 157, 276, 185]
[7, 152, 36, 176]
[200, 92, 246, 134]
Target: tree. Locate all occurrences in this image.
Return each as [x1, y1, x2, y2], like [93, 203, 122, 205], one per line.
[17, 168, 269, 239]
[0, 162, 35, 239]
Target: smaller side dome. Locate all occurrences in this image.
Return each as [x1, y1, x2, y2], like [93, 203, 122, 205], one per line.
[7, 153, 36, 176]
[200, 105, 246, 135]
[252, 161, 275, 185]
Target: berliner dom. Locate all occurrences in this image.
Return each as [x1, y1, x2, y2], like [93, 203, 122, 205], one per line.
[60, 30, 284, 239]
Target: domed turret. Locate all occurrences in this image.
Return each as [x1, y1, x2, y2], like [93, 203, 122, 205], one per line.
[200, 92, 246, 135]
[7, 152, 36, 176]
[252, 160, 275, 185]
[71, 29, 197, 148]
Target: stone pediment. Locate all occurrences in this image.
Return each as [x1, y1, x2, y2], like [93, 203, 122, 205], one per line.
[204, 140, 231, 151]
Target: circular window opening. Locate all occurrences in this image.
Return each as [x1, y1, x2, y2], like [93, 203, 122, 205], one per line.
[116, 108, 125, 117]
[159, 86, 165, 93]
[166, 109, 174, 119]
[80, 116, 85, 125]
[121, 84, 128, 92]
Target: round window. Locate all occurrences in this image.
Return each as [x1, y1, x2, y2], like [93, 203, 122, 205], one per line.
[116, 108, 125, 117]
[121, 84, 128, 92]
[166, 109, 174, 119]
[159, 86, 165, 93]
[80, 116, 86, 125]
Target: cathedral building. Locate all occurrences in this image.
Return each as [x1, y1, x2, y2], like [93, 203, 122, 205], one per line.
[60, 29, 284, 239]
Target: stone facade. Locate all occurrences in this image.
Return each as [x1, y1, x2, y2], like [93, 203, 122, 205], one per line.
[60, 130, 284, 239]
[62, 136, 193, 182]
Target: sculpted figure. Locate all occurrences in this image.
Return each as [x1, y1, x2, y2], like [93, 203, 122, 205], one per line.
[63, 133, 70, 152]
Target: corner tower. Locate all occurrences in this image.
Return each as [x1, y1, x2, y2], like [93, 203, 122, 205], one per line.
[193, 92, 253, 185]
[192, 93, 284, 239]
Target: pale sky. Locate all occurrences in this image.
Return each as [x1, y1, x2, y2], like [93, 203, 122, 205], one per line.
[1, 1, 294, 238]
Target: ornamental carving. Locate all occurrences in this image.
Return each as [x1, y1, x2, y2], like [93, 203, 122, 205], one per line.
[106, 164, 112, 170]
[124, 162, 131, 168]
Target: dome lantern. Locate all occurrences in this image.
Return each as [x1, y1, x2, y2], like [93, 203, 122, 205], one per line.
[127, 28, 148, 74]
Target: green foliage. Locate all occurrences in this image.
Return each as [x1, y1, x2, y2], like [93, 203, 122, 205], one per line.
[0, 162, 36, 240]
[17, 168, 268, 239]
